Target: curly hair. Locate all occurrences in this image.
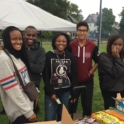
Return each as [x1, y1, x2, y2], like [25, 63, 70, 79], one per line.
[52, 33, 70, 50]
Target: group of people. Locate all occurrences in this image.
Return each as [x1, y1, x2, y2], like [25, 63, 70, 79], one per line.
[0, 21, 124, 124]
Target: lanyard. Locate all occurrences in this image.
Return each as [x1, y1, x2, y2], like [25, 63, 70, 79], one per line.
[54, 50, 65, 66]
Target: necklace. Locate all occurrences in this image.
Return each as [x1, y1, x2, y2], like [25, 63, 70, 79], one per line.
[54, 50, 65, 66]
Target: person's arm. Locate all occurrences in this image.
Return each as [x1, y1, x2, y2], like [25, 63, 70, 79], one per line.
[89, 46, 98, 75]
[42, 53, 55, 98]
[0, 57, 35, 119]
[98, 53, 124, 78]
[30, 47, 45, 73]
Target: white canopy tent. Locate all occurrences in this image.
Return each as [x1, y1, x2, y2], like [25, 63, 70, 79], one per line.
[0, 0, 76, 31]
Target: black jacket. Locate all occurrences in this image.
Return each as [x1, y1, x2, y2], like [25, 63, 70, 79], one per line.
[43, 50, 77, 97]
[26, 41, 45, 88]
[98, 52, 124, 92]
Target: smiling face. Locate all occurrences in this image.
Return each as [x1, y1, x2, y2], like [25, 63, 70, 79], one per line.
[10, 30, 23, 51]
[76, 26, 88, 40]
[54, 35, 67, 54]
[24, 28, 37, 47]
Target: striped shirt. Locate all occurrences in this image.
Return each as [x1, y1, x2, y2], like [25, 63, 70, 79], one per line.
[0, 50, 34, 123]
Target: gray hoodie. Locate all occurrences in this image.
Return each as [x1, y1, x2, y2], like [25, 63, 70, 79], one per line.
[26, 41, 45, 88]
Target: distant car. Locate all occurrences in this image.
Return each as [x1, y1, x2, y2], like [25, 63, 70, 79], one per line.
[87, 36, 97, 44]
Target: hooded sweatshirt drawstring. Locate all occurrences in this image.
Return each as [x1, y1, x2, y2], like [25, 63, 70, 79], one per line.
[70, 38, 97, 82]
[83, 46, 85, 63]
[78, 46, 80, 57]
[78, 46, 85, 63]
[71, 38, 92, 64]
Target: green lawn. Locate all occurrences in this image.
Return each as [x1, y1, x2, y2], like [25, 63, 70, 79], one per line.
[0, 43, 107, 123]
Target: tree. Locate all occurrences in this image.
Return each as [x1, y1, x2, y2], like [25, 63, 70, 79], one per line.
[26, 0, 83, 21]
[67, 3, 83, 21]
[26, 0, 70, 38]
[26, 0, 70, 19]
[96, 8, 115, 38]
[119, 8, 124, 34]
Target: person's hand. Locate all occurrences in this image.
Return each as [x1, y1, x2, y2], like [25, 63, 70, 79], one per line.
[88, 71, 93, 77]
[112, 45, 120, 58]
[28, 113, 36, 122]
[51, 94, 57, 101]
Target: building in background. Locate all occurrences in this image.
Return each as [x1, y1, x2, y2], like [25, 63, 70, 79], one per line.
[85, 12, 120, 39]
[67, 15, 78, 40]
[85, 13, 99, 32]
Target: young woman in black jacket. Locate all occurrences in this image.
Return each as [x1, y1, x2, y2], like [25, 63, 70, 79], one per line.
[98, 35, 124, 110]
[43, 33, 77, 121]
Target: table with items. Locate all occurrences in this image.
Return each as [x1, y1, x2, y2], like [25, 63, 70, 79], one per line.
[75, 93, 124, 124]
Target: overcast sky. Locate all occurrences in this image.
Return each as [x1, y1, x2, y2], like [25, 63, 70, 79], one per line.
[69, 0, 124, 22]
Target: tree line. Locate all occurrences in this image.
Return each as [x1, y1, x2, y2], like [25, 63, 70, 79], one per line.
[96, 7, 124, 38]
[26, 0, 83, 21]
[26, 0, 124, 38]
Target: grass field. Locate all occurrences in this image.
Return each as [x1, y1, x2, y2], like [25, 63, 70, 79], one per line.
[0, 43, 107, 123]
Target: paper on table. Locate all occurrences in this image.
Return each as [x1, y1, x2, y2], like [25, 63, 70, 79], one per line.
[56, 98, 61, 104]
[57, 121, 61, 124]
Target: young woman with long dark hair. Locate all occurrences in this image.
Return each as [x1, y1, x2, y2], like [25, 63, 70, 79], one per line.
[0, 26, 36, 124]
[98, 35, 124, 110]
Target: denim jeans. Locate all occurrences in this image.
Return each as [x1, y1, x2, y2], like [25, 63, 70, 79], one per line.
[45, 91, 70, 121]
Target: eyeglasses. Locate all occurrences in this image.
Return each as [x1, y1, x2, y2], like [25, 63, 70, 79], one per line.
[77, 29, 88, 33]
